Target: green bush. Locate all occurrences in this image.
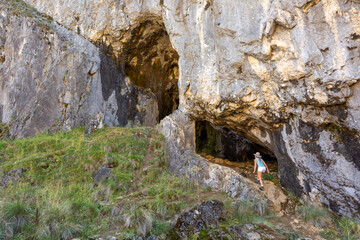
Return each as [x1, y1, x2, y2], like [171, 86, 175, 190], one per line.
[296, 203, 332, 228]
[0, 201, 33, 239]
[123, 206, 153, 237]
[228, 198, 273, 225]
[336, 217, 360, 240]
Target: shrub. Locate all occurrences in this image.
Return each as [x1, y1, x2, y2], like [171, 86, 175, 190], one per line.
[229, 198, 272, 225]
[336, 217, 360, 240]
[123, 206, 153, 237]
[296, 203, 331, 228]
[0, 201, 33, 239]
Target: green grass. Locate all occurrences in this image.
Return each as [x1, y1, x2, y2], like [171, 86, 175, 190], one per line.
[225, 198, 275, 226]
[0, 127, 202, 239]
[296, 203, 332, 228]
[1, 126, 358, 239]
[336, 217, 360, 240]
[1, 0, 53, 32]
[0, 123, 9, 139]
[263, 172, 280, 185]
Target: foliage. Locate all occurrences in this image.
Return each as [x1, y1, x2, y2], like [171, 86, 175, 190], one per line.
[336, 217, 360, 240]
[0, 123, 10, 139]
[227, 198, 274, 225]
[263, 172, 280, 185]
[1, 0, 53, 31]
[296, 203, 332, 228]
[123, 205, 153, 237]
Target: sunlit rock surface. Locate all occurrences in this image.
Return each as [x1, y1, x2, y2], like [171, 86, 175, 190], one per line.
[0, 1, 157, 137]
[159, 0, 359, 218]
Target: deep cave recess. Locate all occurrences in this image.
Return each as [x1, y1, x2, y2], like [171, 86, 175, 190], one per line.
[195, 120, 278, 175]
[123, 19, 179, 122]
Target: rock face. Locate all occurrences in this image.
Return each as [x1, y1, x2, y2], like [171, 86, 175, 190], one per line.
[1, 0, 360, 218]
[22, 0, 180, 123]
[0, 0, 165, 138]
[159, 0, 360, 218]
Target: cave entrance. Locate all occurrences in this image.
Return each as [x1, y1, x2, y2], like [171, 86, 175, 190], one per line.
[195, 121, 278, 179]
[122, 19, 179, 123]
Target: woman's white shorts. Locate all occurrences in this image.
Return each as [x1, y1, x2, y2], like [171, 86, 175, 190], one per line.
[257, 167, 266, 173]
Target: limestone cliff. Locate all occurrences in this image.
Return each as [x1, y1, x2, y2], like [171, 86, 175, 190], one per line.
[0, 0, 160, 138]
[1, 0, 359, 218]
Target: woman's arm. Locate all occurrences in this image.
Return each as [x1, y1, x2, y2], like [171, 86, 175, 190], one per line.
[253, 159, 257, 173]
[263, 160, 270, 173]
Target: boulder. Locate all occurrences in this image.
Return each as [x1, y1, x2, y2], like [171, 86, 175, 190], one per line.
[1, 168, 27, 188]
[246, 232, 262, 240]
[93, 167, 112, 184]
[169, 200, 224, 238]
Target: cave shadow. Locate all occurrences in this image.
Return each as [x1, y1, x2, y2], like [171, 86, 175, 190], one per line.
[195, 120, 278, 179]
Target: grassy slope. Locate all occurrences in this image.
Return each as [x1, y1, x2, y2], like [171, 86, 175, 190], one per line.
[0, 127, 359, 240]
[0, 127, 208, 239]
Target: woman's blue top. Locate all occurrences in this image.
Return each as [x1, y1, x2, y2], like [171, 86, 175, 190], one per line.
[256, 158, 265, 168]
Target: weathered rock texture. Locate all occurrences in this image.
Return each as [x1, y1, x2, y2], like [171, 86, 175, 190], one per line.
[22, 0, 180, 123]
[0, 0, 164, 138]
[159, 0, 359, 218]
[2, 0, 360, 218]
[159, 110, 269, 204]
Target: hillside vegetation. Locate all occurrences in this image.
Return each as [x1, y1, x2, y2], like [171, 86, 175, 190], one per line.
[0, 127, 359, 239]
[0, 127, 203, 239]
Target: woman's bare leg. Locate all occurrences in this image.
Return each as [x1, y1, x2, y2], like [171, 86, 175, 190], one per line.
[257, 171, 264, 186]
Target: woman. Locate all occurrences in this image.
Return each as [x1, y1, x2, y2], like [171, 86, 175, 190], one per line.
[253, 152, 269, 190]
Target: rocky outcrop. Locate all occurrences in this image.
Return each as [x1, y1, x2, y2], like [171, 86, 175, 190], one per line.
[169, 200, 225, 238]
[93, 167, 112, 184]
[168, 200, 288, 240]
[159, 110, 269, 204]
[0, 0, 159, 138]
[22, 0, 180, 122]
[2, 0, 360, 218]
[159, 0, 360, 218]
[1, 168, 27, 188]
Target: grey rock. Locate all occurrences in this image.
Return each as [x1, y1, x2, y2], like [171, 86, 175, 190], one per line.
[1, 168, 27, 188]
[106, 237, 117, 240]
[93, 167, 112, 184]
[227, 226, 245, 239]
[159, 111, 268, 203]
[246, 232, 262, 240]
[146, 236, 157, 240]
[125, 237, 143, 240]
[197, 200, 225, 227]
[85, 112, 105, 135]
[170, 200, 224, 238]
[0, 1, 160, 139]
[243, 224, 255, 230]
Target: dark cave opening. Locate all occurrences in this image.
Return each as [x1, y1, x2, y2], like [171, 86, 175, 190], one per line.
[196, 121, 278, 164]
[122, 19, 179, 122]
